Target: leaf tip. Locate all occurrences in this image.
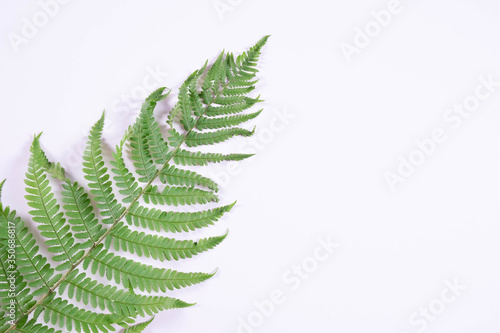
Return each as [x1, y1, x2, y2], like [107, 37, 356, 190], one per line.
[227, 201, 237, 211]
[0, 179, 5, 200]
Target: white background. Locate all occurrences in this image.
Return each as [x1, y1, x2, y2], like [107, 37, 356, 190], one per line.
[1, 0, 500, 332]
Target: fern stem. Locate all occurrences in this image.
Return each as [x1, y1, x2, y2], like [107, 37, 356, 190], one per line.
[6, 62, 244, 332]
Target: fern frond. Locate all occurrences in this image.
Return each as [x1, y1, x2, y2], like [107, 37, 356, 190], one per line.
[196, 110, 262, 130]
[125, 202, 235, 233]
[0, 205, 58, 297]
[166, 104, 180, 128]
[185, 127, 255, 147]
[205, 96, 262, 116]
[59, 270, 191, 317]
[40, 296, 131, 333]
[137, 87, 171, 165]
[201, 52, 225, 103]
[62, 180, 105, 246]
[122, 317, 154, 333]
[11, 319, 63, 333]
[83, 113, 125, 224]
[179, 69, 201, 131]
[106, 222, 226, 261]
[9, 222, 58, 295]
[173, 149, 253, 166]
[129, 122, 157, 184]
[142, 185, 218, 206]
[0, 246, 34, 319]
[110, 139, 142, 203]
[84, 245, 214, 292]
[25, 136, 83, 271]
[1, 36, 269, 332]
[158, 164, 218, 192]
[220, 86, 256, 96]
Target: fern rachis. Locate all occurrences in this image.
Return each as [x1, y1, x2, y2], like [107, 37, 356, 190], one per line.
[0, 36, 269, 333]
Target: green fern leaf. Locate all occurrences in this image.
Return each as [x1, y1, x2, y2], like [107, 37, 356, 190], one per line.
[205, 96, 262, 116]
[137, 87, 171, 165]
[121, 316, 154, 333]
[185, 127, 255, 147]
[25, 136, 83, 270]
[83, 114, 125, 224]
[129, 123, 157, 183]
[142, 185, 218, 206]
[1, 36, 269, 333]
[84, 245, 214, 292]
[220, 86, 256, 96]
[173, 148, 253, 166]
[178, 70, 199, 131]
[0, 207, 58, 297]
[106, 222, 227, 260]
[196, 110, 262, 130]
[202, 51, 225, 101]
[11, 319, 63, 333]
[6, 222, 57, 296]
[158, 164, 219, 192]
[0, 247, 34, 318]
[41, 297, 131, 333]
[59, 269, 192, 317]
[125, 201, 235, 233]
[61, 180, 105, 245]
[110, 138, 142, 203]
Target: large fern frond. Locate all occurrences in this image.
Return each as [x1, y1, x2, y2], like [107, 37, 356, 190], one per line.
[0, 35, 269, 332]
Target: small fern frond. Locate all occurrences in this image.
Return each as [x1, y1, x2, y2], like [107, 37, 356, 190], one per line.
[40, 296, 131, 333]
[142, 185, 218, 206]
[0, 204, 58, 299]
[9, 320, 63, 333]
[58, 270, 191, 317]
[84, 245, 214, 292]
[221, 86, 256, 96]
[179, 69, 204, 131]
[196, 110, 262, 130]
[0, 247, 34, 317]
[185, 127, 255, 147]
[129, 121, 158, 184]
[205, 96, 262, 116]
[121, 316, 154, 333]
[62, 180, 105, 246]
[172, 149, 254, 167]
[83, 114, 125, 224]
[125, 201, 235, 233]
[158, 164, 219, 191]
[8, 219, 58, 296]
[110, 141, 142, 203]
[137, 87, 171, 165]
[106, 222, 226, 261]
[25, 136, 83, 270]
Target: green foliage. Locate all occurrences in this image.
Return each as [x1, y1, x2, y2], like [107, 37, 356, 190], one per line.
[0, 36, 268, 332]
[121, 317, 154, 333]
